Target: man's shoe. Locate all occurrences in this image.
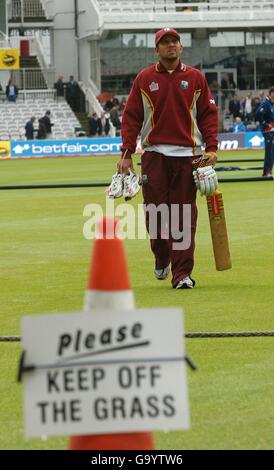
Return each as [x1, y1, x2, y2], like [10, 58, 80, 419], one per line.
[106, 172, 124, 198]
[263, 171, 272, 177]
[175, 276, 196, 289]
[154, 266, 170, 280]
[123, 170, 141, 200]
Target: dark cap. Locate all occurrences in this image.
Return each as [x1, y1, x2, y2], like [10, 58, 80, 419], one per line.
[155, 28, 180, 46]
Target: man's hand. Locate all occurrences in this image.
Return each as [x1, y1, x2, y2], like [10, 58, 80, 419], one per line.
[204, 152, 218, 166]
[117, 150, 134, 174]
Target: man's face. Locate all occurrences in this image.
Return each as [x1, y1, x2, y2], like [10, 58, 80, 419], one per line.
[156, 35, 182, 60]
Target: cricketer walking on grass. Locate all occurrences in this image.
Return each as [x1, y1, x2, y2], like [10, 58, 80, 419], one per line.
[118, 28, 219, 289]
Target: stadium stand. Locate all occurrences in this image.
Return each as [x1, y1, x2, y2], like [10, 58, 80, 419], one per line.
[2, 0, 274, 135]
[0, 99, 81, 141]
[0, 0, 88, 140]
[97, 0, 274, 13]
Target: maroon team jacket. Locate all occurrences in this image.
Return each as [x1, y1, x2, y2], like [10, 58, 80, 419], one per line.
[121, 61, 218, 155]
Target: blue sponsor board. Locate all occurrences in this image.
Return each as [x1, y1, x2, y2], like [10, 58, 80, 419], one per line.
[10, 137, 122, 158]
[218, 132, 264, 150]
[9, 132, 265, 159]
[244, 131, 264, 148]
[218, 133, 245, 150]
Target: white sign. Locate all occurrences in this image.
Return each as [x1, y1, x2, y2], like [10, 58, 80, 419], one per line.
[21, 309, 190, 438]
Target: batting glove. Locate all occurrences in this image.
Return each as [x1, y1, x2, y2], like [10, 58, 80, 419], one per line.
[193, 166, 218, 196]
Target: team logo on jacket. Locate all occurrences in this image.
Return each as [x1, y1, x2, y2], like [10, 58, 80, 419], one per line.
[149, 82, 159, 92]
[181, 80, 188, 89]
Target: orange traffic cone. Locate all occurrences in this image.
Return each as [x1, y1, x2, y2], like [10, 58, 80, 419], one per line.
[69, 217, 155, 450]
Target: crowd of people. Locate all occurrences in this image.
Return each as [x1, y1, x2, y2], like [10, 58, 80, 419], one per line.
[2, 70, 270, 145]
[24, 110, 54, 140]
[88, 96, 127, 137]
[227, 90, 266, 130]
[208, 79, 269, 133]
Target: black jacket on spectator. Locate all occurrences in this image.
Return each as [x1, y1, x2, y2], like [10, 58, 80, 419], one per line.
[54, 78, 65, 97]
[89, 115, 99, 136]
[37, 119, 47, 139]
[229, 98, 242, 118]
[42, 115, 54, 134]
[66, 78, 80, 112]
[25, 120, 35, 140]
[6, 83, 18, 100]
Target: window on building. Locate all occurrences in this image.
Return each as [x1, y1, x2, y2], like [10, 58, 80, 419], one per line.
[265, 32, 274, 44]
[245, 32, 263, 45]
[209, 32, 245, 47]
[147, 31, 191, 48]
[122, 33, 146, 48]
[101, 32, 122, 48]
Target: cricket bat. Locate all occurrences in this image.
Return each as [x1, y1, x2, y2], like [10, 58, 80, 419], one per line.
[206, 190, 232, 271]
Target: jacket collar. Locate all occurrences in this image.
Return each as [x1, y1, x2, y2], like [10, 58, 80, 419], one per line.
[155, 60, 187, 73]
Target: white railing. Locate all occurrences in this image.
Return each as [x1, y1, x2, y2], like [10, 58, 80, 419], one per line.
[0, 88, 56, 102]
[12, 68, 55, 89]
[0, 34, 11, 49]
[32, 34, 50, 69]
[18, 88, 56, 101]
[95, 0, 274, 28]
[78, 80, 103, 117]
[97, 0, 274, 13]
[9, 0, 47, 20]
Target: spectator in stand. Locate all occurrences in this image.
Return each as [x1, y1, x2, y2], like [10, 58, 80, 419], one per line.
[6, 78, 18, 102]
[42, 110, 54, 137]
[37, 118, 47, 139]
[66, 75, 80, 112]
[241, 91, 254, 124]
[54, 75, 65, 97]
[98, 111, 110, 136]
[119, 97, 127, 112]
[89, 112, 100, 136]
[253, 90, 265, 114]
[110, 104, 121, 134]
[229, 95, 242, 119]
[209, 80, 220, 106]
[25, 116, 36, 140]
[230, 116, 246, 133]
[104, 97, 119, 111]
[221, 74, 236, 109]
[128, 35, 137, 47]
[258, 90, 265, 102]
[104, 98, 114, 110]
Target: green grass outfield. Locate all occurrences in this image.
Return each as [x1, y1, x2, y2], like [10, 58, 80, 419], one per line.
[1, 149, 274, 450]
